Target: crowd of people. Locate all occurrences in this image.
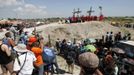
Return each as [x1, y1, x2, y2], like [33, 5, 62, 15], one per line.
[0, 27, 61, 75]
[55, 31, 133, 75]
[0, 24, 133, 75]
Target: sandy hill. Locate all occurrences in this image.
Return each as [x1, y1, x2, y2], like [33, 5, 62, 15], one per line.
[40, 21, 122, 43]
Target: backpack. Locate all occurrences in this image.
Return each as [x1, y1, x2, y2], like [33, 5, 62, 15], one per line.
[2, 38, 14, 50]
[42, 47, 55, 65]
[19, 34, 28, 45]
[2, 38, 18, 60]
[66, 51, 75, 64]
[2, 38, 10, 47]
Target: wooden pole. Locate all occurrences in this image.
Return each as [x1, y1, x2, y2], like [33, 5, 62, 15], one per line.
[48, 34, 51, 47]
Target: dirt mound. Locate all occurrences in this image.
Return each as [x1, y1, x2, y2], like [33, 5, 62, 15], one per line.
[41, 21, 122, 43]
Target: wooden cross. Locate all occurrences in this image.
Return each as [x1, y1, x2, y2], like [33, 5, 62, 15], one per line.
[87, 6, 94, 16]
[76, 8, 82, 17]
[72, 9, 76, 17]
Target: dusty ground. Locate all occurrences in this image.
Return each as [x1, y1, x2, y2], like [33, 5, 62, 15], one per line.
[53, 56, 80, 75]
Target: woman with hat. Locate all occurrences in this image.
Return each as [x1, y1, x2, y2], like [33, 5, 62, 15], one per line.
[13, 43, 36, 75]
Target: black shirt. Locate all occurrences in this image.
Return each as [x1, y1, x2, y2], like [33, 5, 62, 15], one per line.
[0, 44, 12, 65]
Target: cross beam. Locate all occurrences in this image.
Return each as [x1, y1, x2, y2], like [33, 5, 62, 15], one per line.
[87, 7, 94, 16]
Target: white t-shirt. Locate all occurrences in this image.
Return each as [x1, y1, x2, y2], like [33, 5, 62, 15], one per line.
[13, 51, 36, 75]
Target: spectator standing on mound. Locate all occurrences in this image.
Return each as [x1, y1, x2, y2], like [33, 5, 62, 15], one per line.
[55, 38, 61, 53]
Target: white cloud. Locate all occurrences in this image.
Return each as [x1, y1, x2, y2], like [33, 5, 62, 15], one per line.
[0, 0, 50, 18]
[0, 0, 24, 7]
[14, 4, 47, 18]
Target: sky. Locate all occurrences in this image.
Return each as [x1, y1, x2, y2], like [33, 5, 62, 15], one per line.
[0, 0, 134, 19]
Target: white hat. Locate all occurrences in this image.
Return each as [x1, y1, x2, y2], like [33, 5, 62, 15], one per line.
[14, 44, 29, 53]
[67, 40, 72, 45]
[104, 47, 108, 50]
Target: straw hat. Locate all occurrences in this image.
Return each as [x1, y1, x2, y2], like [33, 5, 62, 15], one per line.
[14, 44, 29, 53]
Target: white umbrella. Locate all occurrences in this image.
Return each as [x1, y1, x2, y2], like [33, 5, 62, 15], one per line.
[88, 38, 96, 43]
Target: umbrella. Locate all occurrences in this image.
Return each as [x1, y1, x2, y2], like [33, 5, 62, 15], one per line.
[84, 38, 96, 44]
[111, 48, 125, 54]
[85, 45, 96, 53]
[88, 38, 96, 43]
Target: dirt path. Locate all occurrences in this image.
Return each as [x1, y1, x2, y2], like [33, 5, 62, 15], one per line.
[54, 56, 80, 75]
